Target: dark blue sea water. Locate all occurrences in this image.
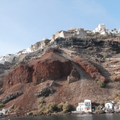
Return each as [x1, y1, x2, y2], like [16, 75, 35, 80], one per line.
[0, 114, 120, 120]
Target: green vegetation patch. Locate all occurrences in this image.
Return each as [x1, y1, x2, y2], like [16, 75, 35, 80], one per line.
[0, 103, 4, 108]
[38, 100, 74, 114]
[97, 81, 105, 88]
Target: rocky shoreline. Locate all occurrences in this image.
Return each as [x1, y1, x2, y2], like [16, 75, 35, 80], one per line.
[1, 110, 120, 118]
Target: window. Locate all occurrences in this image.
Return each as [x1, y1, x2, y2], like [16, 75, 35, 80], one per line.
[85, 102, 90, 106]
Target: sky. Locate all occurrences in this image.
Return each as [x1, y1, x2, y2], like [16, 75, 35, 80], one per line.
[0, 0, 120, 56]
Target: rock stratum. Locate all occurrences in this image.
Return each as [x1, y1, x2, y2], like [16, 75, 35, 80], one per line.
[0, 31, 120, 112]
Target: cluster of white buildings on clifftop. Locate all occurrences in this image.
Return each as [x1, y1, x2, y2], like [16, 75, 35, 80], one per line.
[93, 24, 120, 36]
[50, 28, 87, 43]
[0, 24, 120, 65]
[50, 23, 120, 43]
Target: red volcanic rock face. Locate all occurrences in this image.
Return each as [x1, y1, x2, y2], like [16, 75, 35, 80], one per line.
[4, 51, 72, 89]
[73, 56, 107, 82]
[2, 49, 109, 111]
[4, 65, 33, 89]
[74, 56, 99, 73]
[1, 50, 73, 110]
[32, 60, 72, 85]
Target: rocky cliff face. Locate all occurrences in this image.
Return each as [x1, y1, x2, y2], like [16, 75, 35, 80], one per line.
[0, 39, 50, 65]
[0, 46, 113, 111]
[3, 49, 72, 89]
[1, 36, 120, 112]
[73, 56, 107, 82]
[3, 64, 33, 90]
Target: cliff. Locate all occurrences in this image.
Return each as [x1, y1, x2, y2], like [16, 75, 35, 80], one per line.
[0, 35, 120, 113]
[0, 47, 113, 112]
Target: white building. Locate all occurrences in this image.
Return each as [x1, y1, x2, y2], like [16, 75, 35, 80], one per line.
[0, 109, 8, 116]
[105, 102, 113, 112]
[50, 28, 87, 43]
[76, 99, 92, 112]
[93, 24, 106, 35]
[93, 23, 120, 36]
[96, 24, 106, 32]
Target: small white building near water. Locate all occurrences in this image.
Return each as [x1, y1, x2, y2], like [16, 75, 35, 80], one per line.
[104, 102, 114, 112]
[105, 103, 113, 110]
[76, 99, 92, 113]
[0, 109, 8, 116]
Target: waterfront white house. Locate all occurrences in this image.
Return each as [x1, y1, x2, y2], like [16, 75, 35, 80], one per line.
[0, 109, 8, 116]
[104, 102, 113, 112]
[76, 99, 92, 112]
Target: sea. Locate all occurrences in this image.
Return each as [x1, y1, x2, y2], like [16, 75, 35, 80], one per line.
[0, 114, 120, 120]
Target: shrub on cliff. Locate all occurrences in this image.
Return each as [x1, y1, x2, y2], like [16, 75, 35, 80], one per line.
[97, 81, 105, 88]
[38, 100, 46, 112]
[0, 103, 4, 108]
[57, 102, 74, 113]
[39, 99, 46, 105]
[57, 102, 64, 111]
[45, 103, 58, 113]
[38, 102, 74, 113]
[62, 102, 73, 113]
[38, 102, 58, 113]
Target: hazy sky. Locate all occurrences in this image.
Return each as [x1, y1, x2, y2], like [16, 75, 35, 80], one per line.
[0, 0, 120, 56]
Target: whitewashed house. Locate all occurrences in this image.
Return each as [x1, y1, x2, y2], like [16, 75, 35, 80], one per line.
[105, 102, 113, 112]
[0, 109, 8, 116]
[93, 24, 106, 34]
[93, 23, 120, 36]
[76, 99, 92, 112]
[50, 28, 87, 43]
